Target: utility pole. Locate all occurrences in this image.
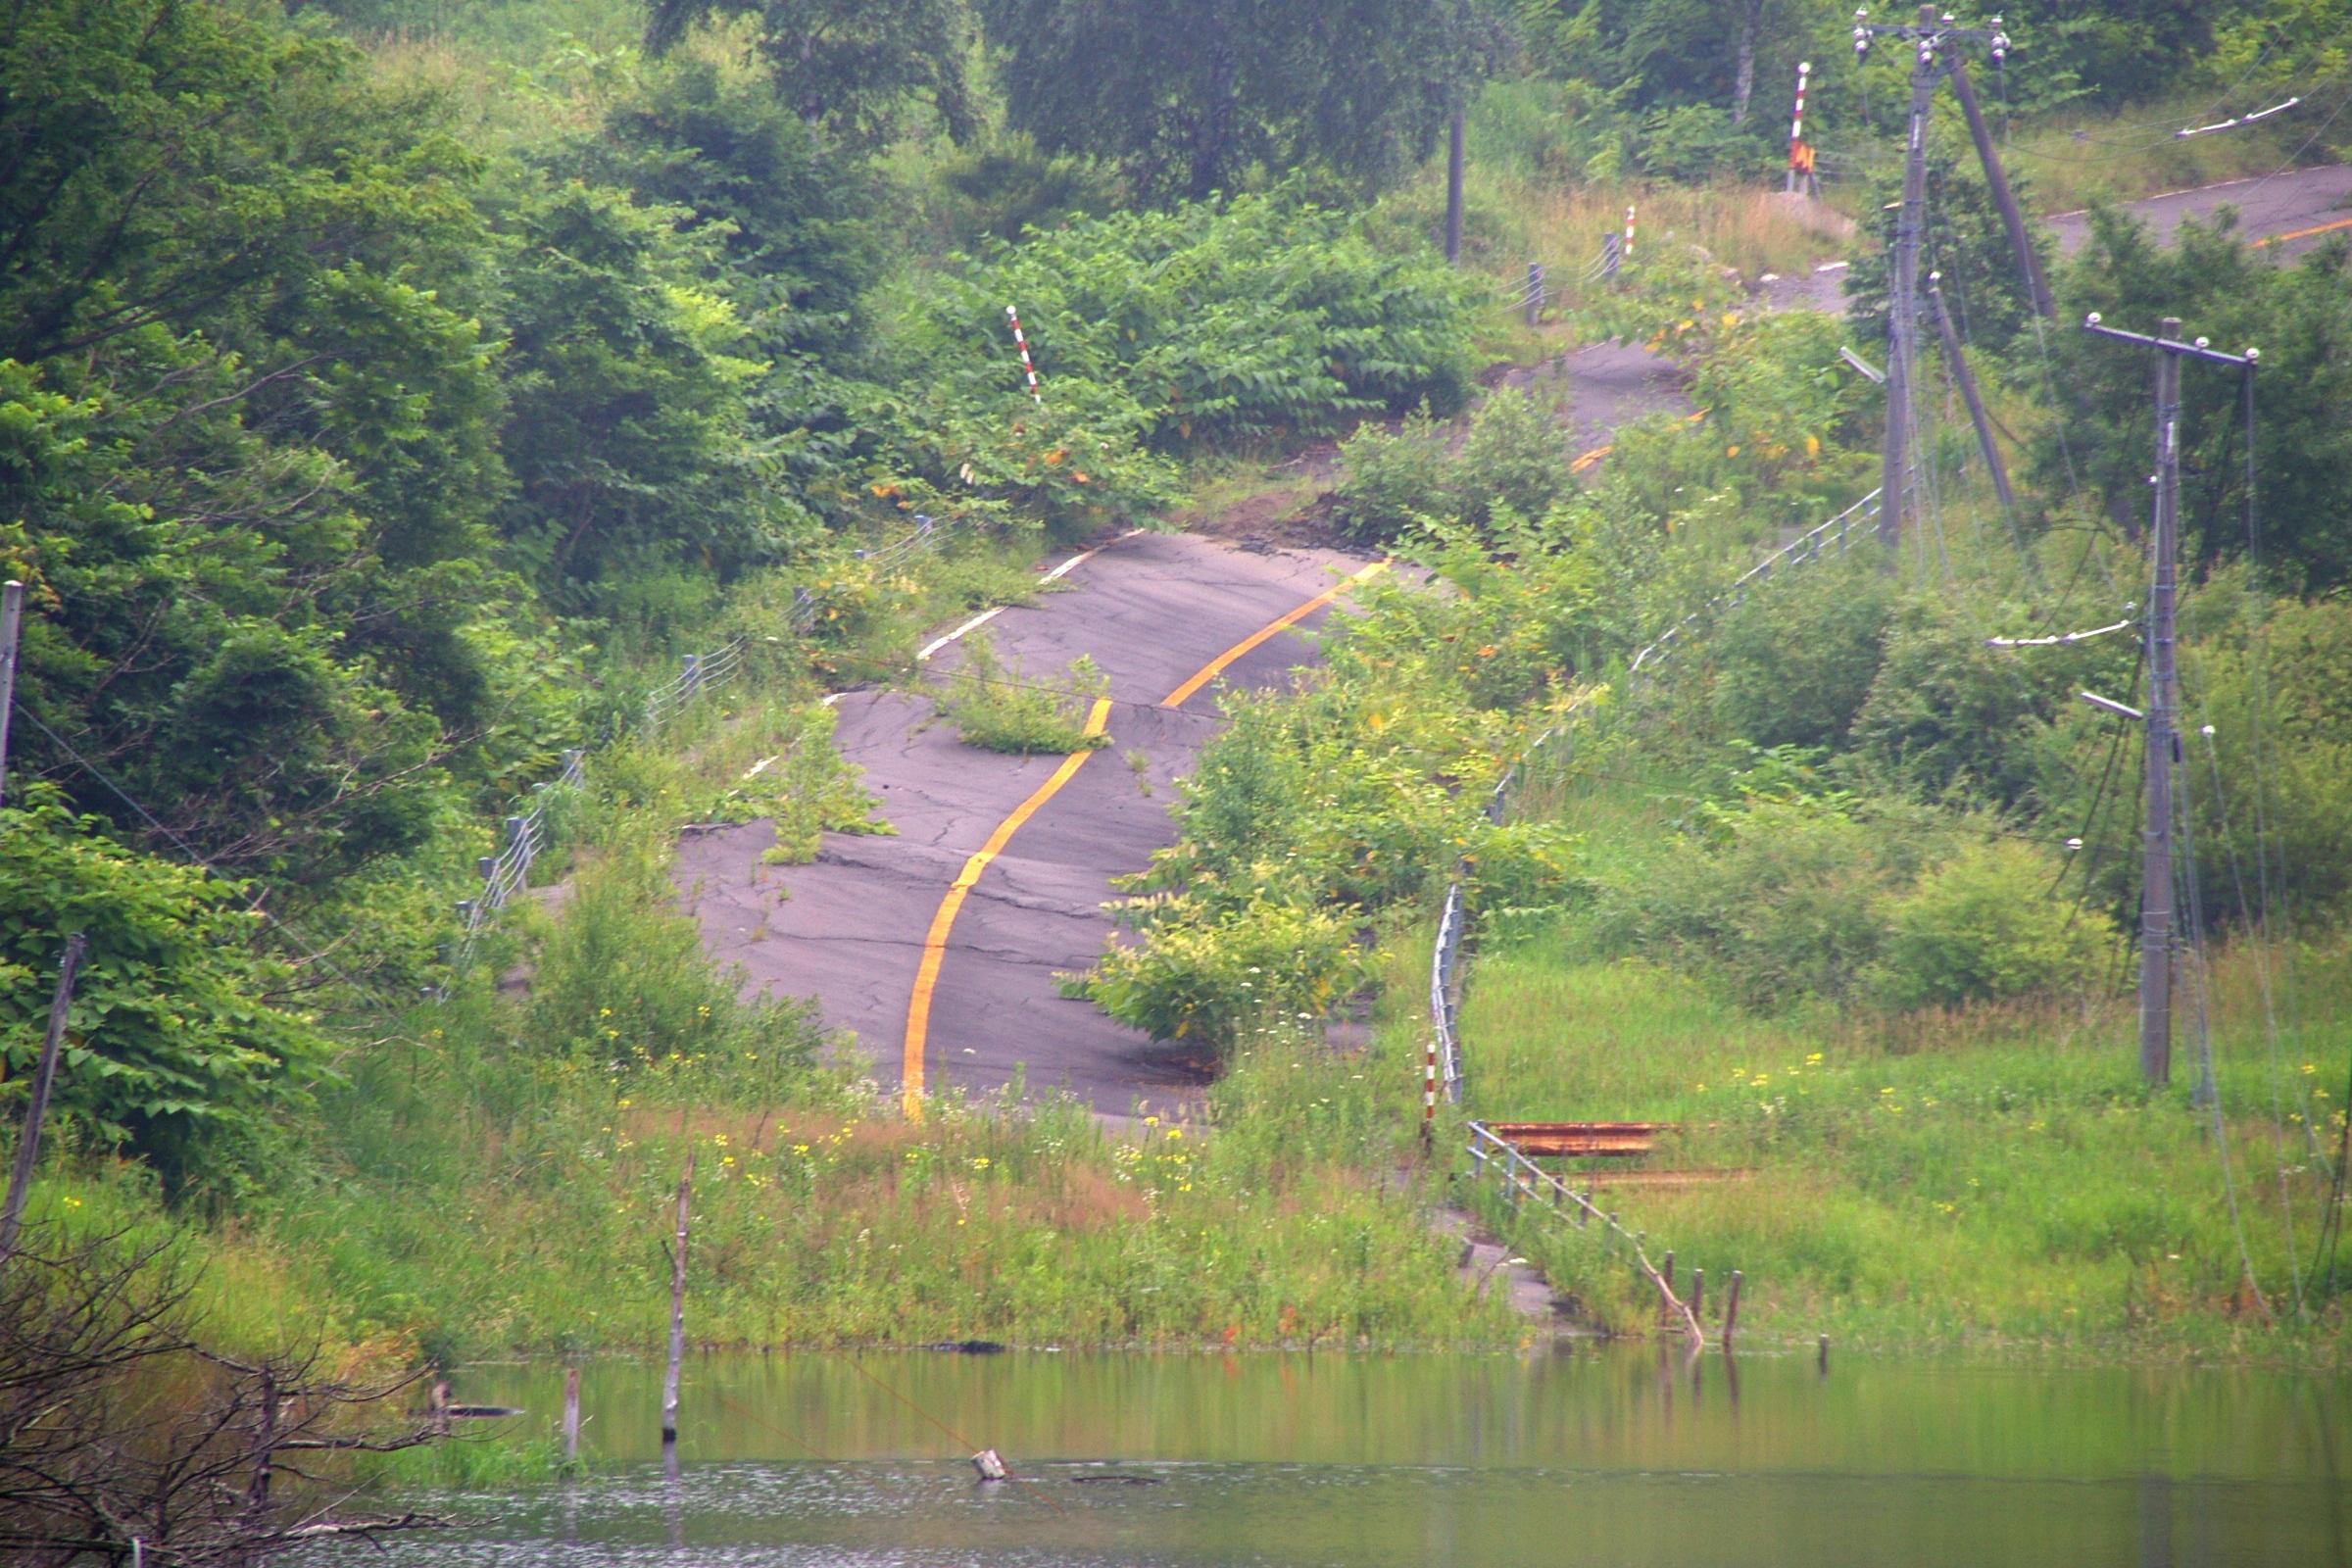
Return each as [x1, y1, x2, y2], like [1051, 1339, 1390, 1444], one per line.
[2139, 317, 2183, 1089]
[1926, 271, 2014, 509]
[1445, 105, 1465, 267]
[1948, 53, 2050, 318]
[1853, 8, 2034, 554]
[2078, 312, 2256, 1087]
[0, 579, 23, 809]
[1877, 5, 1941, 554]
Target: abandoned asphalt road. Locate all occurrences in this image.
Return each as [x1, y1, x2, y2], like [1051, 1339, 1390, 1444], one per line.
[1766, 160, 2352, 314]
[679, 161, 2343, 1124]
[677, 531, 1380, 1122]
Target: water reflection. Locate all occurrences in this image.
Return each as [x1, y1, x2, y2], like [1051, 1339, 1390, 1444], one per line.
[306, 1347, 2348, 1568]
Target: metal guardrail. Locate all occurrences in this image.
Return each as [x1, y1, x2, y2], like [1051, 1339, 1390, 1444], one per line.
[1461, 1121, 1705, 1345]
[1429, 883, 1465, 1107]
[1627, 484, 1887, 676]
[439, 513, 966, 984]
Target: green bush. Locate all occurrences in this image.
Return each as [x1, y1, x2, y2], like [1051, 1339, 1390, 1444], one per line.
[884, 188, 1479, 460]
[1708, 554, 1895, 750]
[1330, 407, 1451, 542]
[1330, 388, 1577, 547]
[518, 829, 824, 1100]
[937, 633, 1111, 755]
[706, 706, 893, 862]
[1870, 839, 2110, 1011]
[1453, 386, 1577, 534]
[1069, 895, 1368, 1051]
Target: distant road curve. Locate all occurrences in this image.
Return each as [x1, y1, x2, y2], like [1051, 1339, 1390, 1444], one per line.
[1767, 160, 2350, 313]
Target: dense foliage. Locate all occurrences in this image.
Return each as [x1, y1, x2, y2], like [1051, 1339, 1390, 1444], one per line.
[980, 0, 1481, 204]
[0, 0, 1491, 1186]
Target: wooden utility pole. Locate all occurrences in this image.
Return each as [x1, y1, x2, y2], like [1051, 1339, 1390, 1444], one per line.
[1947, 58, 2051, 319]
[0, 579, 24, 809]
[1927, 272, 2015, 510]
[1877, 6, 1941, 554]
[2139, 317, 2184, 1088]
[0, 934, 87, 1264]
[2079, 314, 2256, 1087]
[1445, 105, 1465, 266]
[1855, 7, 2035, 554]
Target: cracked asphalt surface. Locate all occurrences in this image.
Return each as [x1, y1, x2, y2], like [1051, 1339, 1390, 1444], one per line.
[676, 531, 1376, 1119]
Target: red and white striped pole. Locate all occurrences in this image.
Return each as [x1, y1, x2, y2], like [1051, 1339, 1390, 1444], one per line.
[1423, 1033, 1438, 1141]
[1622, 206, 1637, 268]
[1786, 60, 1813, 193]
[1005, 304, 1042, 403]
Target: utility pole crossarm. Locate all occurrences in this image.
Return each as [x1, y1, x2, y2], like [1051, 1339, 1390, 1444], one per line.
[2081, 316, 2258, 368]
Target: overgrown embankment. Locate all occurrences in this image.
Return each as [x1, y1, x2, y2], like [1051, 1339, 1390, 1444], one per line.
[1062, 196, 2352, 1360]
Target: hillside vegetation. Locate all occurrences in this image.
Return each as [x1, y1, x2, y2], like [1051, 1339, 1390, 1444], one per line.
[3, 0, 2349, 1427]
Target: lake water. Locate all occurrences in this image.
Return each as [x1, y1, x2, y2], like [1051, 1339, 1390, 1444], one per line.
[309, 1348, 2349, 1567]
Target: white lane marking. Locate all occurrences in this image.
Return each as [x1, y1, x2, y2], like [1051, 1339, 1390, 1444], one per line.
[912, 527, 1148, 662]
[2046, 165, 2346, 221]
[1041, 526, 1147, 584]
[915, 606, 1004, 662]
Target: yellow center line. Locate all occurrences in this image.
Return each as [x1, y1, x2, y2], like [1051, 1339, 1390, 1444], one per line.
[2252, 215, 2352, 249]
[899, 561, 1390, 1120]
[902, 697, 1112, 1119]
[1159, 561, 1390, 709]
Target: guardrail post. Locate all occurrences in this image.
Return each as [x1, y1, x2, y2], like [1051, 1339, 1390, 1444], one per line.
[456, 900, 475, 925]
[1524, 262, 1544, 325]
[682, 653, 702, 699]
[476, 857, 496, 880]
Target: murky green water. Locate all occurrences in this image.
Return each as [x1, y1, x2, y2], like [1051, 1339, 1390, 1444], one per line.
[311, 1348, 2347, 1567]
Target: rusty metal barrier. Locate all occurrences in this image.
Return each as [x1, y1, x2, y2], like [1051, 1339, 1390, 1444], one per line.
[1462, 1122, 1703, 1346]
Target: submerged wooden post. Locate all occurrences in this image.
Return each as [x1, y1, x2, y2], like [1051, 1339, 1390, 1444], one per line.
[563, 1365, 582, 1462]
[1721, 1271, 1743, 1348]
[662, 1157, 694, 1454]
[1817, 1334, 1831, 1374]
[1690, 1268, 1705, 1322]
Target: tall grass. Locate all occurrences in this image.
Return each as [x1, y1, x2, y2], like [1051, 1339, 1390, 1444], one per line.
[1452, 758, 2352, 1358]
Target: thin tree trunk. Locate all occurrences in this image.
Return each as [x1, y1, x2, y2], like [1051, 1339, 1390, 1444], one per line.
[1731, 0, 1764, 125]
[1445, 106, 1466, 265]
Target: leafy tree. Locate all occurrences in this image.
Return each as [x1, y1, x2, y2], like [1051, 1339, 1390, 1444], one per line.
[979, 0, 1479, 204]
[486, 172, 812, 615]
[643, 0, 977, 147]
[590, 59, 886, 359]
[0, 792, 332, 1194]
